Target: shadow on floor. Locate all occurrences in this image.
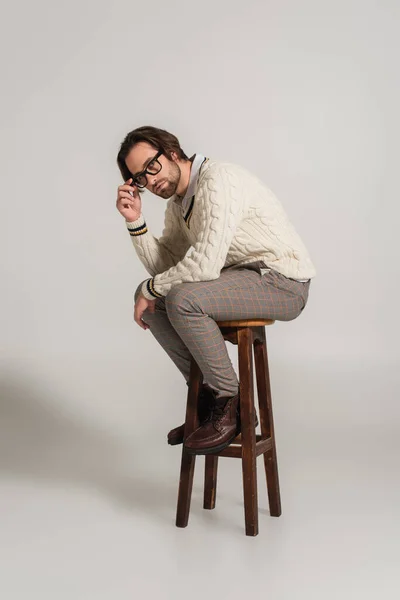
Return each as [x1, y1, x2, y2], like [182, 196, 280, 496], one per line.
[0, 369, 178, 522]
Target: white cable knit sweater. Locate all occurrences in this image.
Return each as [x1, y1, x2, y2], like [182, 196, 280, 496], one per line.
[126, 158, 316, 300]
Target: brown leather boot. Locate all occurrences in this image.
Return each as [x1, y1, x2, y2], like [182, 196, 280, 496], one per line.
[167, 384, 216, 446]
[184, 392, 241, 455]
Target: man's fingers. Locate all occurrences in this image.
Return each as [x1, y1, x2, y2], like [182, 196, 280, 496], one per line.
[133, 296, 156, 329]
[134, 307, 150, 329]
[134, 316, 148, 329]
[134, 312, 144, 329]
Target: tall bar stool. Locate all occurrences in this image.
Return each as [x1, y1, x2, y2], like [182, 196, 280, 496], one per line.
[175, 319, 281, 537]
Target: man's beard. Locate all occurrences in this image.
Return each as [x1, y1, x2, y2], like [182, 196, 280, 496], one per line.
[156, 162, 181, 199]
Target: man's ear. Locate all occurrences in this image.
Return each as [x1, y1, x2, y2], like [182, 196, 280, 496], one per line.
[170, 151, 178, 162]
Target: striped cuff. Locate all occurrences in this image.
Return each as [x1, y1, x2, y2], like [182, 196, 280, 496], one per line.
[141, 278, 164, 300]
[126, 214, 148, 237]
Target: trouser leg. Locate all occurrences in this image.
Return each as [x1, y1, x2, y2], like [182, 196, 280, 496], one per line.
[134, 285, 194, 384]
[164, 264, 310, 400]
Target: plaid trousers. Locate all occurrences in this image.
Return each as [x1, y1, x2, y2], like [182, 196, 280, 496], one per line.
[134, 261, 311, 399]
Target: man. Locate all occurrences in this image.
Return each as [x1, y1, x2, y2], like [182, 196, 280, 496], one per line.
[116, 125, 316, 455]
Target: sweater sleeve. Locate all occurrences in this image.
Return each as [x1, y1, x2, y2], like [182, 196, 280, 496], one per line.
[126, 198, 191, 277]
[140, 165, 247, 300]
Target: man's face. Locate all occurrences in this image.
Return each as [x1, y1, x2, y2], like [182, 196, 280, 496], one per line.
[125, 142, 181, 199]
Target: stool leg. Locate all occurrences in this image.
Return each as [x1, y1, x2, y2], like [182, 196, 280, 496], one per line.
[176, 359, 203, 528]
[254, 327, 282, 517]
[238, 327, 259, 536]
[204, 455, 218, 509]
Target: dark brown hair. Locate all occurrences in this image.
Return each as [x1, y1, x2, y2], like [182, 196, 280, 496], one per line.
[116, 125, 189, 183]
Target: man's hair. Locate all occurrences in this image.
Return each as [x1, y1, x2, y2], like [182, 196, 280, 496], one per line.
[116, 125, 189, 183]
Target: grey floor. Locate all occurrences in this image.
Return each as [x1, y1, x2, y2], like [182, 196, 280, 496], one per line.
[0, 355, 398, 599]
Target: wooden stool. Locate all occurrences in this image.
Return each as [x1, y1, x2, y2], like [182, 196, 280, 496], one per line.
[175, 319, 282, 537]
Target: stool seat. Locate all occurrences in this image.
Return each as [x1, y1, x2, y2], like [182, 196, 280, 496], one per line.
[216, 319, 275, 328]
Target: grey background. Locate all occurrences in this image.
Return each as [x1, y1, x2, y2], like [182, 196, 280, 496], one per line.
[1, 0, 398, 598]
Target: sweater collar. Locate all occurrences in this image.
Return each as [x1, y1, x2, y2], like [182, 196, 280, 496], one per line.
[173, 153, 206, 213]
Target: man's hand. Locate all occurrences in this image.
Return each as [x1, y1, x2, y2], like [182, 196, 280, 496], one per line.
[116, 178, 142, 222]
[134, 292, 156, 330]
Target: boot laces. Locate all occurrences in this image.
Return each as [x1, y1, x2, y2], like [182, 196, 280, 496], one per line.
[200, 389, 237, 430]
[209, 399, 232, 431]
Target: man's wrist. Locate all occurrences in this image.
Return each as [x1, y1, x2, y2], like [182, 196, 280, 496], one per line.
[126, 214, 147, 236]
[141, 278, 163, 300]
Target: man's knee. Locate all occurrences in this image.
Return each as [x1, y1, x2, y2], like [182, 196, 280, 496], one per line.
[134, 283, 143, 303]
[165, 283, 200, 315]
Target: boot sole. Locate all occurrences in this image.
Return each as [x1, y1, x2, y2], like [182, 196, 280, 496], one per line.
[184, 413, 259, 455]
[167, 437, 182, 446]
[184, 430, 238, 455]
[169, 415, 259, 448]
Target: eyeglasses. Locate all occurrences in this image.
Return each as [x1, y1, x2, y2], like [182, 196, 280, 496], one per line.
[131, 150, 163, 188]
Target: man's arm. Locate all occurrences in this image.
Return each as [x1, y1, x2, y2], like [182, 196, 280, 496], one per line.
[139, 165, 247, 300]
[126, 198, 191, 277]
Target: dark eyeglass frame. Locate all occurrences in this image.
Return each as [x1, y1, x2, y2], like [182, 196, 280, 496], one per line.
[130, 150, 163, 188]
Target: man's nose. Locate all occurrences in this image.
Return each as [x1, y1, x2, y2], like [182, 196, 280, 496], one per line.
[147, 173, 157, 188]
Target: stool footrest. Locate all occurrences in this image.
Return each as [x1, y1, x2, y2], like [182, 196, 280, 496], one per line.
[212, 436, 272, 458]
